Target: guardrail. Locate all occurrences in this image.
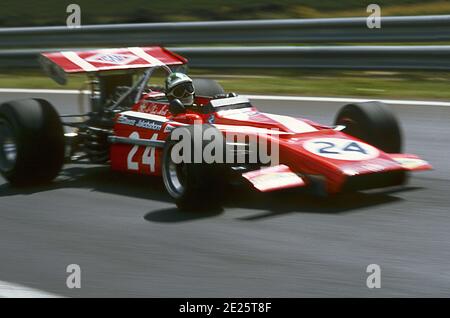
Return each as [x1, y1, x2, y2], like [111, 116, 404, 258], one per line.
[1, 15, 450, 48]
[176, 46, 450, 70]
[1, 16, 450, 71]
[3, 46, 450, 71]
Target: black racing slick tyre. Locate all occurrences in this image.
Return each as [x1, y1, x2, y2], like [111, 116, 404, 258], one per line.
[162, 124, 225, 211]
[192, 78, 225, 98]
[0, 99, 65, 186]
[334, 101, 402, 153]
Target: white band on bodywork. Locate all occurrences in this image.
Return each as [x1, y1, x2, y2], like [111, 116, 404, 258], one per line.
[263, 113, 318, 134]
[128, 47, 165, 66]
[61, 51, 98, 72]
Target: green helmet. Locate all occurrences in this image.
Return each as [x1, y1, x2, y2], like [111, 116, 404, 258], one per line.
[165, 72, 194, 106]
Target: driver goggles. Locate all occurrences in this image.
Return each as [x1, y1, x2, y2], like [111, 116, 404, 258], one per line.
[169, 82, 195, 98]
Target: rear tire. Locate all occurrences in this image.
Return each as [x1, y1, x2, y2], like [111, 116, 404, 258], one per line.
[192, 78, 225, 98]
[0, 99, 65, 186]
[334, 101, 402, 153]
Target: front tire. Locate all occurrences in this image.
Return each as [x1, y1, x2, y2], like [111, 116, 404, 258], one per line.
[162, 124, 225, 211]
[0, 99, 65, 186]
[334, 101, 402, 153]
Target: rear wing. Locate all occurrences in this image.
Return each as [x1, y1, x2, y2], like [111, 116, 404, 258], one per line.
[39, 46, 187, 84]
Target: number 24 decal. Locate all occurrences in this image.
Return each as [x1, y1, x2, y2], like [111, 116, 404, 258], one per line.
[315, 141, 367, 154]
[127, 132, 158, 172]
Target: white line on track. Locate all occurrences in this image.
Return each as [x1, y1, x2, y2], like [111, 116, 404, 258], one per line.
[244, 94, 450, 107]
[1, 88, 450, 107]
[0, 280, 62, 298]
[0, 88, 90, 95]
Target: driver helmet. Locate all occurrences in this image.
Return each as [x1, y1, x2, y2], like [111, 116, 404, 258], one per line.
[165, 72, 195, 106]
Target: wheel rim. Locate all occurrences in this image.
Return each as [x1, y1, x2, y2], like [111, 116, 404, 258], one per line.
[0, 119, 17, 172]
[169, 161, 186, 193]
[163, 151, 188, 199]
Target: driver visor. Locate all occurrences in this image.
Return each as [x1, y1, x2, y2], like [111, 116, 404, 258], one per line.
[169, 82, 194, 98]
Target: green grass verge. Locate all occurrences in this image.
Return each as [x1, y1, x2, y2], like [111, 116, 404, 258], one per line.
[1, 69, 450, 101]
[3, 0, 450, 26]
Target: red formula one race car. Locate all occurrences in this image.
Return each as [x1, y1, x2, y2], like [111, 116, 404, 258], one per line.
[0, 47, 431, 210]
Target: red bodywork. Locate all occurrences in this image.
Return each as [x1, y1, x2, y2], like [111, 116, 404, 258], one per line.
[40, 46, 431, 194]
[110, 91, 431, 194]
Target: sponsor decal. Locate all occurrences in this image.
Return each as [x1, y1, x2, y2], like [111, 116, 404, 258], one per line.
[136, 119, 162, 130]
[117, 115, 164, 130]
[303, 138, 379, 161]
[117, 115, 136, 126]
[86, 53, 139, 65]
[141, 103, 169, 116]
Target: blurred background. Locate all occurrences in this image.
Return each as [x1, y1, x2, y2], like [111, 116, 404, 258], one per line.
[2, 0, 450, 100]
[3, 0, 450, 26]
[1, 1, 450, 298]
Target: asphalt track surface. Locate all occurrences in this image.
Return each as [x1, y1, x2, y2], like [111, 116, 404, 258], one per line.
[0, 92, 449, 297]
